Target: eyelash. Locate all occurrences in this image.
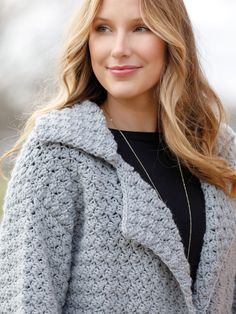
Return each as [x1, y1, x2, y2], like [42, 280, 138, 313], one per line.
[95, 25, 150, 33]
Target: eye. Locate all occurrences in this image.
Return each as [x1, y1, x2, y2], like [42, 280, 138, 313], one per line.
[95, 25, 110, 32]
[135, 26, 150, 32]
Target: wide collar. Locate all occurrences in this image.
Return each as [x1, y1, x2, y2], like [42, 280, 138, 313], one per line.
[35, 100, 119, 167]
[35, 100, 236, 313]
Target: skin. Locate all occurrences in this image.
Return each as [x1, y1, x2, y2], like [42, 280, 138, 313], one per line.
[88, 0, 166, 132]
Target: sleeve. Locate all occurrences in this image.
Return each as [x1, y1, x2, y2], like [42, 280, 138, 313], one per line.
[0, 134, 81, 313]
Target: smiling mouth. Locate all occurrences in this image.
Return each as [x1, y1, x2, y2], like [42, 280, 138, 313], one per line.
[107, 67, 141, 77]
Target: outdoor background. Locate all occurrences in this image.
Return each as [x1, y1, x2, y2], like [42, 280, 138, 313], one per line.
[0, 0, 236, 220]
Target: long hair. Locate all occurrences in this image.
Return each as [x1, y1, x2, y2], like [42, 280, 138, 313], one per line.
[1, 0, 236, 197]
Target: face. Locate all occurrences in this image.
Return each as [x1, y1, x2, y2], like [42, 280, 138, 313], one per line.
[88, 0, 166, 104]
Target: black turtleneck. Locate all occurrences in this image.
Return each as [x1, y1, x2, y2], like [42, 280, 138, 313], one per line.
[109, 128, 206, 287]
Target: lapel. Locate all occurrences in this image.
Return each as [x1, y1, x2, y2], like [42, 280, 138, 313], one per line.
[192, 182, 236, 312]
[115, 155, 195, 311]
[36, 100, 236, 313]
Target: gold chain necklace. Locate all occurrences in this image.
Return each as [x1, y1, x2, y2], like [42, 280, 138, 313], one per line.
[103, 107, 192, 261]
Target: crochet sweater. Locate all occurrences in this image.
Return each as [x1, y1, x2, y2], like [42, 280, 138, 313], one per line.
[0, 100, 236, 314]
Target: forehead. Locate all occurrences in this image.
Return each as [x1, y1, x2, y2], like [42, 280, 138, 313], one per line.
[96, 0, 141, 20]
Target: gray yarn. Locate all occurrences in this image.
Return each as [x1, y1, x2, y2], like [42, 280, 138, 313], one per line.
[0, 100, 236, 314]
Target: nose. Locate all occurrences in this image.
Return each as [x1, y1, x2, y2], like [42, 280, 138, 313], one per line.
[111, 31, 132, 59]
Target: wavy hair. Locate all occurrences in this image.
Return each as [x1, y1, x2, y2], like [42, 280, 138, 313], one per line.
[1, 0, 236, 197]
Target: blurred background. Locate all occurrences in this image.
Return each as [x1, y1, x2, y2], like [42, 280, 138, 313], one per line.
[0, 0, 236, 219]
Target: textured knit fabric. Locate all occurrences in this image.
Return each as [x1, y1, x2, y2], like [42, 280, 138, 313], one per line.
[109, 128, 206, 285]
[0, 100, 236, 314]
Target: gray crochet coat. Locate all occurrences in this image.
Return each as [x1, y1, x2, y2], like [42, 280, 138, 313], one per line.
[0, 100, 236, 314]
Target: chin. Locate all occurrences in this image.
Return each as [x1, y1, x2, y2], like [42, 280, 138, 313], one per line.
[107, 89, 141, 100]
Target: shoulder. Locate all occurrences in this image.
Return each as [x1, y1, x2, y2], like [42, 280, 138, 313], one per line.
[6, 133, 83, 231]
[11, 102, 101, 185]
[9, 103, 90, 201]
[10, 135, 81, 197]
[14, 100, 104, 180]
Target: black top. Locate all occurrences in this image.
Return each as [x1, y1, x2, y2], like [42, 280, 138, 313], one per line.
[109, 128, 206, 287]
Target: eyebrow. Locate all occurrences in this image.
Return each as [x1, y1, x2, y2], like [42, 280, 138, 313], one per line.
[94, 17, 144, 23]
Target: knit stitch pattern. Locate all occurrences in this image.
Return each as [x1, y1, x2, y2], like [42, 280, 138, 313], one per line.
[0, 101, 235, 314]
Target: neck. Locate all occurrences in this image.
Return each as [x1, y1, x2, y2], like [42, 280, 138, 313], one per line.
[101, 97, 159, 132]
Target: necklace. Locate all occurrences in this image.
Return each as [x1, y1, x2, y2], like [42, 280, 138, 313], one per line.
[102, 106, 192, 261]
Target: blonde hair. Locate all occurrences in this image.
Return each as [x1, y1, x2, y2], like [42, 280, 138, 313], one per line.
[1, 0, 236, 197]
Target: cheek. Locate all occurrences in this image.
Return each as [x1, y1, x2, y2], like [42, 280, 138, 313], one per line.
[141, 38, 166, 64]
[141, 40, 166, 85]
[88, 40, 107, 82]
[89, 37, 108, 65]
[88, 37, 98, 64]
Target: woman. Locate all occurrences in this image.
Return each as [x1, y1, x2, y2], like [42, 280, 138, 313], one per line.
[0, 0, 236, 313]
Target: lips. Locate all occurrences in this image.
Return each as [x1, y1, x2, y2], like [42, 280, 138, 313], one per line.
[107, 66, 141, 77]
[108, 65, 141, 70]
